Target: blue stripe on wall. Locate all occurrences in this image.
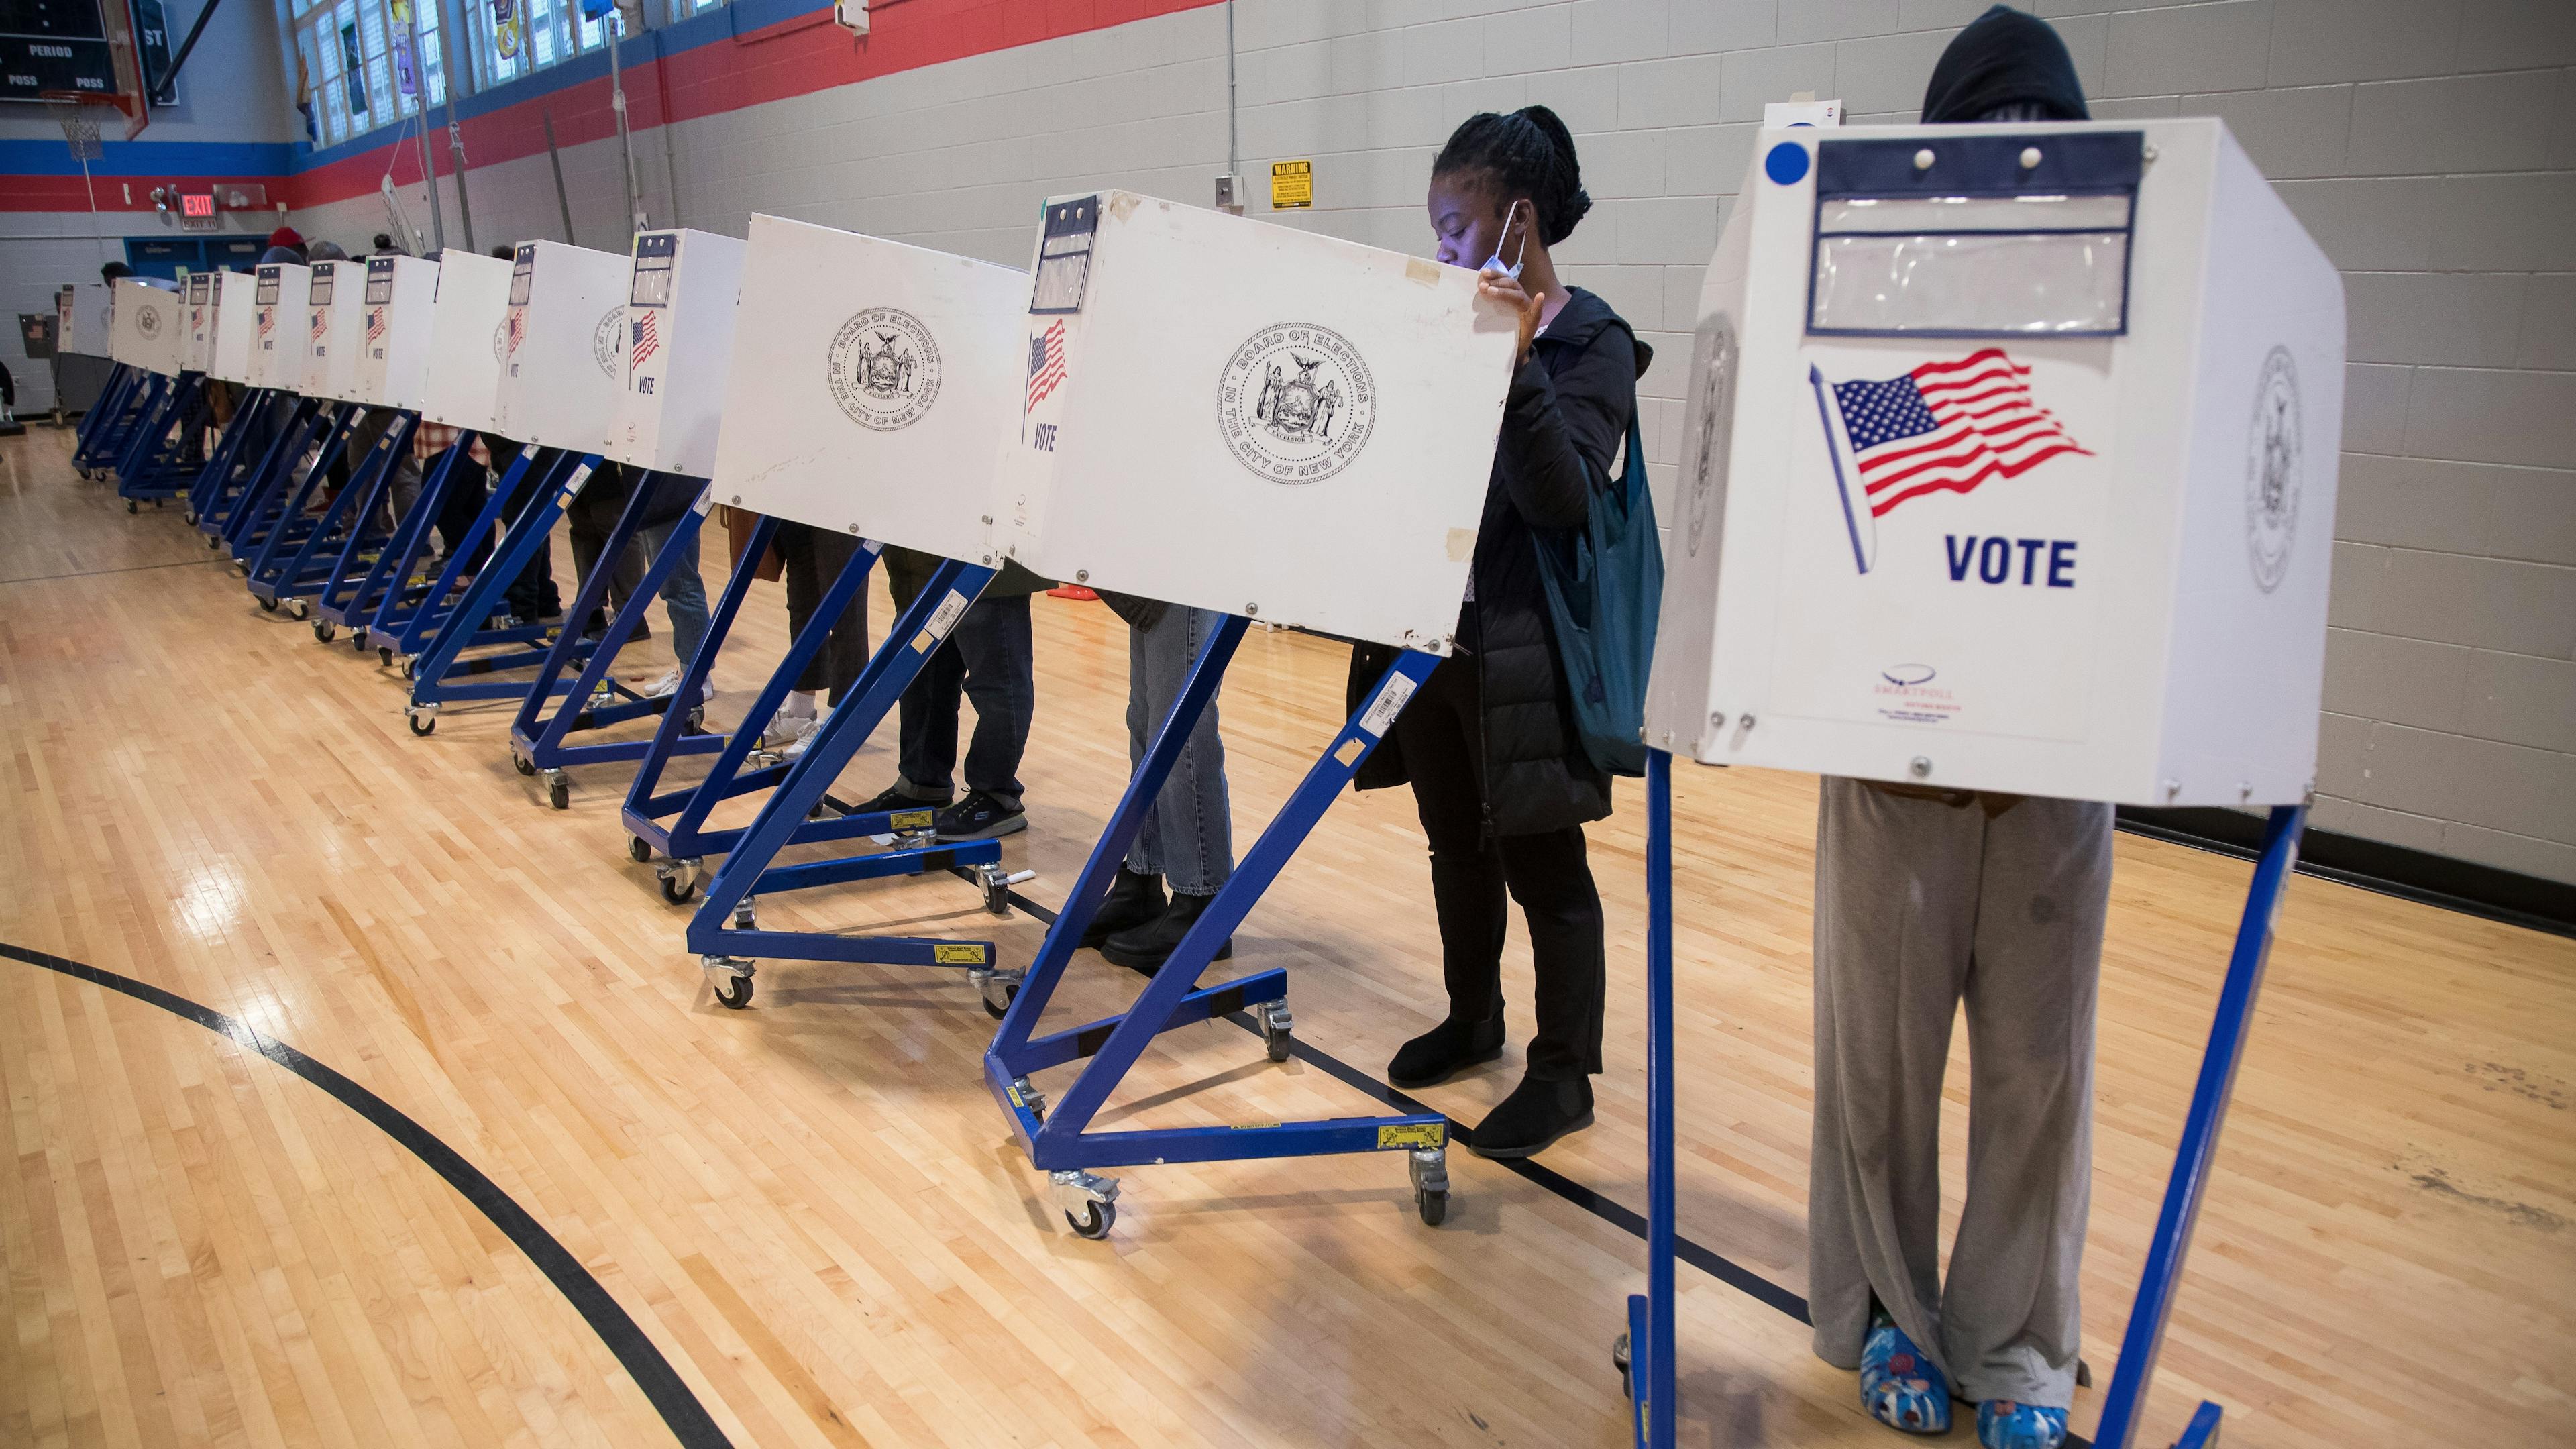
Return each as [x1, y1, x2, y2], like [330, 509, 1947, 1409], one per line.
[0, 138, 299, 178]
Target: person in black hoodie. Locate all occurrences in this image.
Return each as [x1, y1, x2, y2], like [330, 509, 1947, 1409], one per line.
[1354, 106, 1648, 1159]
[1807, 13, 2104, 1449]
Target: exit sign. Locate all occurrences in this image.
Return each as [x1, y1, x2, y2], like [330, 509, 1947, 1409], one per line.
[179, 191, 214, 217]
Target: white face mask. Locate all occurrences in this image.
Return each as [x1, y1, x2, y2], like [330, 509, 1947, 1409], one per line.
[1481, 199, 1530, 280]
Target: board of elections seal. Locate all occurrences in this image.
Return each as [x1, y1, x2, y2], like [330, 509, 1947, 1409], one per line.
[135, 302, 162, 339]
[1682, 313, 1737, 559]
[593, 307, 623, 378]
[492, 317, 510, 363]
[2244, 345, 2302, 593]
[827, 307, 940, 431]
[1218, 322, 1375, 484]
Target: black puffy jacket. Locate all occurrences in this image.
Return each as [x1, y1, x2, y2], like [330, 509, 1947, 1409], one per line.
[1348, 286, 1647, 837]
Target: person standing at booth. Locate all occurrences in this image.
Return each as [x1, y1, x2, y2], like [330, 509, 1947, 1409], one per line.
[1806, 12, 2106, 1449]
[845, 545, 1046, 841]
[1361, 106, 1644, 1159]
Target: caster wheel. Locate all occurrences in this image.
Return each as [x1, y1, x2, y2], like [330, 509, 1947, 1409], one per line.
[982, 984, 1017, 1021]
[659, 872, 698, 905]
[712, 974, 754, 1009]
[547, 775, 570, 810]
[378, 646, 394, 666]
[288, 598, 309, 621]
[182, 508, 197, 524]
[627, 835, 652, 863]
[125, 499, 138, 514]
[352, 633, 368, 653]
[312, 620, 335, 643]
[257, 595, 278, 612]
[684, 707, 706, 735]
[207, 535, 222, 549]
[402, 657, 419, 680]
[1065, 1201, 1115, 1240]
[407, 710, 435, 737]
[1256, 1002, 1295, 1063]
[1416, 1187, 1448, 1227]
[1268, 1029, 1294, 1063]
[732, 903, 756, 930]
[513, 753, 536, 777]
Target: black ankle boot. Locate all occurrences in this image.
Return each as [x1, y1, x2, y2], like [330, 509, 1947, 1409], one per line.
[1081, 867, 1166, 948]
[1468, 1073, 1593, 1159]
[1101, 890, 1232, 975]
[1386, 1014, 1505, 1089]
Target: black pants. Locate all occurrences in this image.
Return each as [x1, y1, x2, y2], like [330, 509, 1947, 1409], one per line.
[777, 522, 869, 705]
[468, 439, 557, 623]
[1393, 653, 1606, 1080]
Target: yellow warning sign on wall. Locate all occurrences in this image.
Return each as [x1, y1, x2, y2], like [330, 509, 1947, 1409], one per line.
[1271, 159, 1313, 210]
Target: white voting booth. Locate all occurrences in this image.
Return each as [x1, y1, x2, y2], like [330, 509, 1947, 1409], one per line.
[182, 272, 217, 374]
[998, 191, 1519, 651]
[612, 229, 747, 477]
[207, 269, 257, 386]
[713, 217, 1020, 553]
[355, 254, 439, 412]
[418, 250, 511, 432]
[246, 262, 311, 392]
[496, 239, 628, 453]
[58, 284, 113, 359]
[1644, 119, 2342, 807]
[110, 280, 185, 376]
[303, 260, 370, 404]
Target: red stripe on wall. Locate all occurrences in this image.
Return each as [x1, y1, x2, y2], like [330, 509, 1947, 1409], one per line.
[286, 0, 1220, 209]
[0, 175, 293, 213]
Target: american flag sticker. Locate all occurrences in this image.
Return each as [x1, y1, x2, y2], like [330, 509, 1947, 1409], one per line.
[1811, 348, 2090, 574]
[1026, 319, 1066, 411]
[631, 307, 659, 373]
[366, 307, 387, 345]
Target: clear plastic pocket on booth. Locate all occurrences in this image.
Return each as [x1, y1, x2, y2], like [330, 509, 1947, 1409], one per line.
[630, 232, 677, 309]
[1807, 131, 2143, 338]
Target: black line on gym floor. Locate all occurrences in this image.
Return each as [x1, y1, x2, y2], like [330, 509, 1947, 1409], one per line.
[0, 556, 231, 586]
[0, 941, 735, 1449]
[981, 879, 2101, 1445]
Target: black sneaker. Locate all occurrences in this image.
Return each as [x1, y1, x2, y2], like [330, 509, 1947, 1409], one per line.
[1467, 1073, 1593, 1159]
[1387, 1013, 1505, 1089]
[850, 784, 951, 824]
[934, 788, 1026, 841]
[1081, 867, 1167, 949]
[1101, 890, 1232, 976]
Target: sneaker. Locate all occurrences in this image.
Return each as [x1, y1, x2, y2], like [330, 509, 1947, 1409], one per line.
[1101, 888, 1231, 975]
[778, 714, 832, 762]
[934, 789, 1027, 841]
[1860, 1311, 1953, 1435]
[1387, 1013, 1506, 1089]
[641, 667, 685, 698]
[1467, 1073, 1593, 1159]
[1976, 1402, 2066, 1449]
[1081, 867, 1167, 949]
[762, 712, 822, 753]
[849, 784, 951, 822]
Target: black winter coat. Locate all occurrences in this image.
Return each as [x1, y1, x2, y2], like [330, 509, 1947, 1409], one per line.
[1348, 286, 1647, 837]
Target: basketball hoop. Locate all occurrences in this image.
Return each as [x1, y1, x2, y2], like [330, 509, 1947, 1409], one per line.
[43, 93, 109, 162]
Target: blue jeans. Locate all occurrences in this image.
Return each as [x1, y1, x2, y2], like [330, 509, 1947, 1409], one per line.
[1125, 606, 1233, 896]
[637, 519, 710, 667]
[894, 591, 1034, 805]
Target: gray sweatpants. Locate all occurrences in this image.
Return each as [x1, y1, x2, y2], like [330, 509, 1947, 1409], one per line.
[1807, 777, 2113, 1409]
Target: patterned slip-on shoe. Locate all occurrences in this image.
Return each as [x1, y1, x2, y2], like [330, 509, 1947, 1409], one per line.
[1976, 1401, 2067, 1449]
[1858, 1312, 1953, 1434]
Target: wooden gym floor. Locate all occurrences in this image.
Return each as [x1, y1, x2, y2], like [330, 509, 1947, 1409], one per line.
[1, 426, 2569, 1449]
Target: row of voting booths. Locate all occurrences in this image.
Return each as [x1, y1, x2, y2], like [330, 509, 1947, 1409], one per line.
[72, 109, 2339, 1449]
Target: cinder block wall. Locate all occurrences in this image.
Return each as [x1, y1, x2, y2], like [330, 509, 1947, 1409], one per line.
[291, 0, 2576, 884]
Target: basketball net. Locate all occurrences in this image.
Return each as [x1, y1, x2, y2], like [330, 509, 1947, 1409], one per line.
[42, 93, 113, 244]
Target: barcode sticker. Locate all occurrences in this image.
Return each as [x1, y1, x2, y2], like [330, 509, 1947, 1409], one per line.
[1358, 673, 1417, 738]
[923, 590, 970, 641]
[691, 486, 714, 516]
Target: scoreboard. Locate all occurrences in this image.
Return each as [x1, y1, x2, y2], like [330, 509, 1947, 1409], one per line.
[1, 0, 165, 113]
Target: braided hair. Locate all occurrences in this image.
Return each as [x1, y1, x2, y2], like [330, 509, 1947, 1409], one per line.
[1431, 105, 1592, 246]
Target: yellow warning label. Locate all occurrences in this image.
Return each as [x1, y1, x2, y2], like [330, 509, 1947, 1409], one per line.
[1006, 1084, 1024, 1106]
[1231, 1121, 1283, 1131]
[912, 629, 936, 653]
[888, 809, 935, 830]
[1333, 738, 1364, 767]
[1271, 159, 1313, 209]
[934, 943, 989, 965]
[1377, 1122, 1444, 1150]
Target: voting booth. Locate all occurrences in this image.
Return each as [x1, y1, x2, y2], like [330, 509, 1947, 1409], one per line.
[1619, 119, 2345, 1449]
[182, 272, 217, 374]
[303, 260, 370, 405]
[495, 239, 627, 453]
[355, 254, 439, 412]
[207, 269, 256, 385]
[1644, 119, 2341, 808]
[629, 216, 1029, 991]
[246, 263, 310, 392]
[419, 250, 511, 431]
[58, 284, 112, 358]
[110, 280, 185, 376]
[996, 191, 1518, 651]
[611, 228, 746, 476]
[712, 217, 1020, 554]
